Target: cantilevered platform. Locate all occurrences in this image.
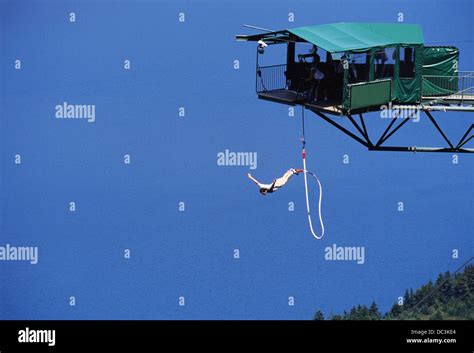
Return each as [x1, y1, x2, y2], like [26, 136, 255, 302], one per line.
[240, 22, 474, 153]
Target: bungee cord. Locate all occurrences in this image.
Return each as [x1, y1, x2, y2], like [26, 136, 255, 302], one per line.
[301, 106, 325, 240]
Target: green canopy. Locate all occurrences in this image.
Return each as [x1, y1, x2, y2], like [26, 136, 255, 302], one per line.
[236, 22, 429, 107]
[237, 22, 424, 53]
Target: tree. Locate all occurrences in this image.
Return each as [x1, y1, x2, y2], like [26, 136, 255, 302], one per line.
[465, 265, 474, 293]
[432, 310, 443, 320]
[369, 302, 381, 320]
[360, 305, 370, 320]
[314, 310, 325, 320]
[342, 310, 348, 320]
[404, 289, 411, 307]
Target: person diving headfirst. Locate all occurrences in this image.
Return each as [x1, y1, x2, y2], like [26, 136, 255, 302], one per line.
[248, 168, 304, 195]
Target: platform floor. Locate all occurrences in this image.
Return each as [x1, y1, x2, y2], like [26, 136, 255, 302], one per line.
[257, 89, 302, 103]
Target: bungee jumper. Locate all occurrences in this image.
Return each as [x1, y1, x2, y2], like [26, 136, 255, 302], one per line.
[245, 107, 325, 241]
[248, 168, 304, 195]
[247, 106, 325, 240]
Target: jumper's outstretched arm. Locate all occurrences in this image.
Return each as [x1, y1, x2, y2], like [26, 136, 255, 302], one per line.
[248, 173, 274, 190]
[247, 173, 261, 187]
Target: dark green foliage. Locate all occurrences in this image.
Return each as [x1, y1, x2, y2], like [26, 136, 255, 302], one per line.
[369, 302, 381, 320]
[314, 265, 474, 320]
[314, 310, 325, 320]
[328, 303, 382, 320]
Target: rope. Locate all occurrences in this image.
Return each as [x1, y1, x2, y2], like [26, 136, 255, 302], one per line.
[301, 107, 325, 240]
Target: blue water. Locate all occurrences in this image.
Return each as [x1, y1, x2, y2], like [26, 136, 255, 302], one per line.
[0, 0, 472, 319]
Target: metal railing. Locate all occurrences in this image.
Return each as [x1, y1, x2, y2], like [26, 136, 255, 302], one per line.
[256, 64, 288, 93]
[422, 71, 474, 104]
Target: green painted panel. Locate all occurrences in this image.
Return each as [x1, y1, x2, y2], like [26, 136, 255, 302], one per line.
[349, 79, 392, 110]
